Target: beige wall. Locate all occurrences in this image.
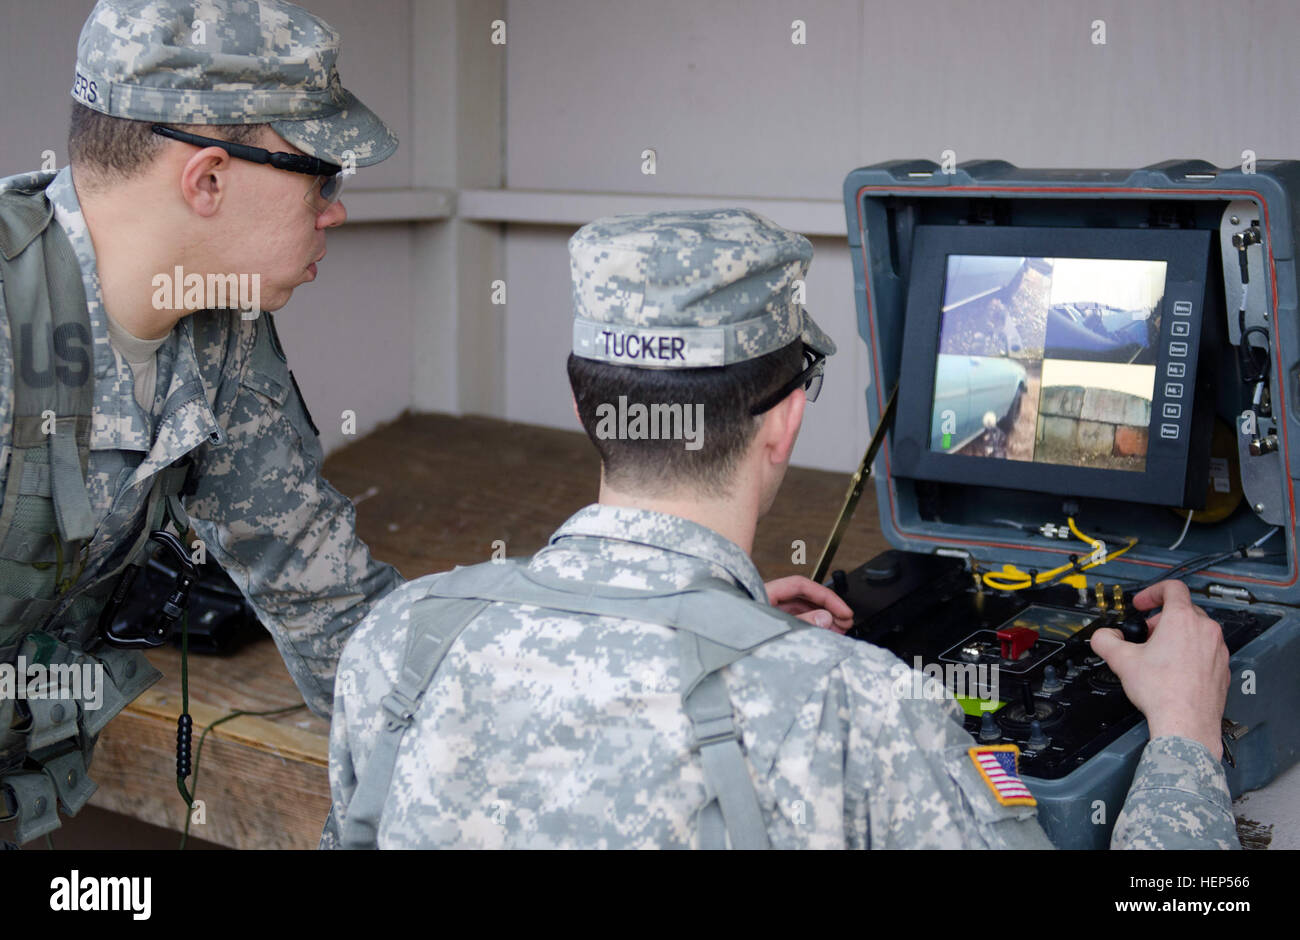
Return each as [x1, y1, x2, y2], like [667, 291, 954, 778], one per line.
[496, 0, 1300, 471]
[4, 1, 1300, 469]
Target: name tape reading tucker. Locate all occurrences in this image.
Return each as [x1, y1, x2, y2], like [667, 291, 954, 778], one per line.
[574, 318, 727, 368]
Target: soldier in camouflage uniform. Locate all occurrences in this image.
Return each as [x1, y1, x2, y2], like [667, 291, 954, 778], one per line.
[327, 208, 1239, 849]
[0, 0, 402, 843]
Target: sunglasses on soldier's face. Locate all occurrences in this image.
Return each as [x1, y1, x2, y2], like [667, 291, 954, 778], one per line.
[150, 125, 346, 214]
[750, 345, 826, 416]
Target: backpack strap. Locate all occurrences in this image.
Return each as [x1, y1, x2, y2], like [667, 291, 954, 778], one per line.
[677, 631, 771, 849]
[340, 560, 804, 849]
[338, 596, 489, 849]
[0, 186, 95, 544]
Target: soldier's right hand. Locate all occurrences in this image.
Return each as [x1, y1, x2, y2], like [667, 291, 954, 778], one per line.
[1089, 579, 1229, 760]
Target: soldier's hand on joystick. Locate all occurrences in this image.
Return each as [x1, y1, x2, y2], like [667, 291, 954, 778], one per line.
[1089, 580, 1229, 759]
[1119, 603, 1153, 643]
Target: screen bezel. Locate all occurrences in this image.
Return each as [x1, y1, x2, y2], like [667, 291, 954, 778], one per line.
[892, 225, 1214, 507]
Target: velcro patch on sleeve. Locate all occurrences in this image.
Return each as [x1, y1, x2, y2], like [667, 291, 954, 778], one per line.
[968, 745, 1037, 807]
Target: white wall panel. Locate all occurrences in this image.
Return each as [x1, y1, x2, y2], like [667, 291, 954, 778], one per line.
[505, 0, 862, 200]
[500, 0, 1300, 471]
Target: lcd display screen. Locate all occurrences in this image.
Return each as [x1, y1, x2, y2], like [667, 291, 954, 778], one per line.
[930, 255, 1167, 472]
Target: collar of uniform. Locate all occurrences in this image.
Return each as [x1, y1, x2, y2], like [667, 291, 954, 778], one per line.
[128, 316, 224, 488]
[544, 503, 769, 602]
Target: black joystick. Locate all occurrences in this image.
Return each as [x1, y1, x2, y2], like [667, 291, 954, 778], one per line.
[831, 569, 849, 598]
[1119, 607, 1150, 644]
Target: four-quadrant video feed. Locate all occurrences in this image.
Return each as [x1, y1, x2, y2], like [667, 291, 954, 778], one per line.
[930, 255, 1166, 471]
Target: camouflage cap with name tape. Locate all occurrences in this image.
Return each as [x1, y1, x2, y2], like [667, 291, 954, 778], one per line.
[570, 208, 837, 369]
[71, 0, 397, 167]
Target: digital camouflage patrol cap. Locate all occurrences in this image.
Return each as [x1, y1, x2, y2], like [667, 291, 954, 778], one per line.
[71, 0, 397, 167]
[570, 208, 837, 369]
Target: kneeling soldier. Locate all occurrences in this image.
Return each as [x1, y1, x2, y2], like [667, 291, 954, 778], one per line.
[326, 209, 1237, 850]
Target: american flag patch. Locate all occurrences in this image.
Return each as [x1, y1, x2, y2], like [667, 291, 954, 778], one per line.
[968, 745, 1036, 807]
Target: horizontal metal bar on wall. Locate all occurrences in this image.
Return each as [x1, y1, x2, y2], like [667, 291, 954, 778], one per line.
[341, 188, 456, 222]
[343, 187, 847, 237]
[458, 189, 846, 237]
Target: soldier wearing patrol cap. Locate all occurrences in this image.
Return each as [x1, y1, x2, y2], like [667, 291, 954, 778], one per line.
[327, 207, 1238, 849]
[0, 0, 402, 845]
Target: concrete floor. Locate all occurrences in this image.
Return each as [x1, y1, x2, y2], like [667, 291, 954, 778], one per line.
[1233, 761, 1300, 849]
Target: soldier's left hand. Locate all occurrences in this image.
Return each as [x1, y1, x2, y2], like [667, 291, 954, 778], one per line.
[765, 576, 854, 633]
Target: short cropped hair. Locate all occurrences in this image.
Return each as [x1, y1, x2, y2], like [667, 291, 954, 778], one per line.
[68, 101, 269, 187]
[567, 340, 804, 496]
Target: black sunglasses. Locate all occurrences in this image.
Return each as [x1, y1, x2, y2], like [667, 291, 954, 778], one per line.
[150, 125, 345, 210]
[750, 346, 826, 416]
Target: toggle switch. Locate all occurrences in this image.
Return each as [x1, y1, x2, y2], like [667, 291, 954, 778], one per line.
[1040, 665, 1063, 694]
[997, 626, 1037, 660]
[979, 713, 1001, 743]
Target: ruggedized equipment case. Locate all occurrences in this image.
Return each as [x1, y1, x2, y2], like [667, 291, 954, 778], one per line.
[840, 159, 1300, 848]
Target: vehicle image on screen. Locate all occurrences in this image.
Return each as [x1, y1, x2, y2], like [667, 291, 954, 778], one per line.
[931, 354, 1028, 453]
[1045, 302, 1157, 363]
[943, 256, 1029, 313]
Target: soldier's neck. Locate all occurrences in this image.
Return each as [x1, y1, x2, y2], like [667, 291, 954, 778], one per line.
[597, 477, 759, 556]
[76, 169, 188, 341]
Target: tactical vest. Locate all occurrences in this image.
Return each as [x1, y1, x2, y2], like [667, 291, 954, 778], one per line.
[0, 182, 182, 844]
[340, 560, 808, 850]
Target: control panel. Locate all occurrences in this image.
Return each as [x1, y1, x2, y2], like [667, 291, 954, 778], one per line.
[835, 550, 1278, 779]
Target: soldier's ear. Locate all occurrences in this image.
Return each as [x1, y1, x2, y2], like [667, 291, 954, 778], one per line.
[571, 393, 581, 427]
[766, 387, 806, 465]
[176, 146, 233, 218]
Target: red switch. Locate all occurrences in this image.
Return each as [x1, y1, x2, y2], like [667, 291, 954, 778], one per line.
[997, 626, 1037, 660]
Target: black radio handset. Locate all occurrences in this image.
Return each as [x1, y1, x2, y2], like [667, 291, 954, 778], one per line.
[100, 530, 197, 648]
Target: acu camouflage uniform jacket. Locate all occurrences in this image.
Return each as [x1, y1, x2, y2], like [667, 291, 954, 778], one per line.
[0, 167, 402, 719]
[327, 504, 1239, 849]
